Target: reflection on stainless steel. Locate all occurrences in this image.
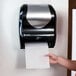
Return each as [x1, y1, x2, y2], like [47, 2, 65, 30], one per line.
[24, 34, 54, 37]
[26, 5, 54, 28]
[23, 29, 54, 32]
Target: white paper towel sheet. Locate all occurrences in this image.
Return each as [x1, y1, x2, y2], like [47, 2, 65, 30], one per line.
[25, 42, 50, 69]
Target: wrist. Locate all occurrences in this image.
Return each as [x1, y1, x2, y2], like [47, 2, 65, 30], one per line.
[57, 56, 60, 64]
[57, 56, 70, 69]
[57, 56, 65, 65]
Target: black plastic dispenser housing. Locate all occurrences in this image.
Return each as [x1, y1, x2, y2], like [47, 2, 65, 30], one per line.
[19, 4, 56, 49]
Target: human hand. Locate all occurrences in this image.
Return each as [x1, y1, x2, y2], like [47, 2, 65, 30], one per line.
[45, 53, 58, 64]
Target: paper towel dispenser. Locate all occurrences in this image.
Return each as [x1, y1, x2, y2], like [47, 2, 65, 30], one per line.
[19, 4, 56, 49]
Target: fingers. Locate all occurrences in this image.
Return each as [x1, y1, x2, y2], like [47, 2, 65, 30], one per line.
[49, 59, 57, 64]
[44, 53, 58, 64]
[45, 53, 58, 59]
[44, 53, 55, 57]
[45, 53, 58, 60]
[44, 54, 51, 57]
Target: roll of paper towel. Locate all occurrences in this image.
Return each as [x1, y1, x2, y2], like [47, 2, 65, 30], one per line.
[25, 42, 50, 69]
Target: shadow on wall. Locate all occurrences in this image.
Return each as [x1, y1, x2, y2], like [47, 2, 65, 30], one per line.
[16, 49, 26, 69]
[55, 13, 64, 48]
[56, 13, 63, 35]
[10, 7, 26, 69]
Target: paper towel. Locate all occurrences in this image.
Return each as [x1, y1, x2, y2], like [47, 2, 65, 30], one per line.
[25, 42, 50, 69]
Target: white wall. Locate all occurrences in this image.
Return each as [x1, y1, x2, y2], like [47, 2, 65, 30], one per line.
[0, 0, 68, 76]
